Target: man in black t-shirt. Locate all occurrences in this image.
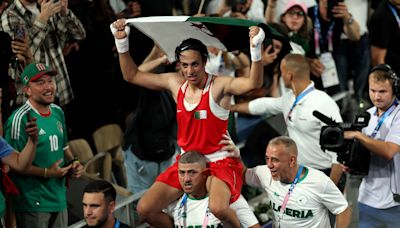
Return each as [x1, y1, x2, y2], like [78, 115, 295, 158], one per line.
[306, 0, 360, 91]
[369, 0, 400, 77]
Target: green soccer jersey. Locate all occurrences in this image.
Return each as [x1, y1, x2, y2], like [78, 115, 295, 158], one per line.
[4, 101, 69, 212]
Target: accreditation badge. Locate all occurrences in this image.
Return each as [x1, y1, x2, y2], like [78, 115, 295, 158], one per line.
[319, 52, 339, 88]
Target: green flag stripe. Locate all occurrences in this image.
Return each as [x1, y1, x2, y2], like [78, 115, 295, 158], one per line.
[187, 17, 287, 47]
[188, 16, 258, 27]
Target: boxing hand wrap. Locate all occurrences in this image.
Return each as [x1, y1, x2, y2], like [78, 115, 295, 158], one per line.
[250, 28, 265, 62]
[110, 23, 131, 53]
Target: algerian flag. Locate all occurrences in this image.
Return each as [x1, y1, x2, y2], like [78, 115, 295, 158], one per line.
[126, 16, 287, 62]
[194, 110, 207, 120]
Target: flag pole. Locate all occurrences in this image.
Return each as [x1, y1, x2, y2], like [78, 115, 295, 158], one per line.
[197, 0, 205, 15]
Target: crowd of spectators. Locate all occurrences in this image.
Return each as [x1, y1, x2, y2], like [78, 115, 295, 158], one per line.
[0, 0, 399, 227]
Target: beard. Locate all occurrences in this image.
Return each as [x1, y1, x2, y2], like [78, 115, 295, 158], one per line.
[86, 216, 108, 228]
[34, 95, 55, 107]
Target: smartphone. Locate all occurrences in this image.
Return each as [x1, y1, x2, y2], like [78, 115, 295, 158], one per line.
[327, 0, 344, 19]
[13, 24, 25, 41]
[264, 38, 275, 54]
[26, 112, 32, 122]
[63, 158, 78, 168]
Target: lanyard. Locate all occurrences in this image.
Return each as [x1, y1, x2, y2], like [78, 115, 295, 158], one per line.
[278, 165, 304, 222]
[388, 3, 400, 30]
[114, 220, 120, 228]
[370, 99, 398, 138]
[313, 6, 335, 56]
[178, 193, 188, 228]
[287, 86, 315, 122]
[201, 207, 210, 228]
[178, 193, 211, 228]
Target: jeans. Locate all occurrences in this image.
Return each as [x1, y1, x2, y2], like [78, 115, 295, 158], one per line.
[124, 146, 177, 222]
[123, 146, 176, 194]
[358, 202, 400, 228]
[15, 209, 67, 228]
[334, 34, 371, 101]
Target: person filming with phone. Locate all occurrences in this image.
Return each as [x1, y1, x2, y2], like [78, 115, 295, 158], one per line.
[4, 63, 83, 228]
[0, 0, 86, 107]
[343, 64, 400, 227]
[306, 0, 360, 91]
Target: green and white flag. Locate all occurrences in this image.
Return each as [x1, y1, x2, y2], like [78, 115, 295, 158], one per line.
[194, 110, 207, 120]
[126, 16, 287, 62]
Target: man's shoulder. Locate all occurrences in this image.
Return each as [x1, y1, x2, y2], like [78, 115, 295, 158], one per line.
[305, 166, 329, 179]
[370, 2, 391, 25]
[250, 165, 269, 177]
[309, 89, 337, 106]
[309, 89, 338, 105]
[367, 106, 376, 114]
[50, 103, 62, 110]
[0, 1, 21, 18]
[0, 2, 25, 34]
[6, 104, 31, 125]
[311, 88, 331, 97]
[50, 104, 64, 115]
[301, 167, 332, 187]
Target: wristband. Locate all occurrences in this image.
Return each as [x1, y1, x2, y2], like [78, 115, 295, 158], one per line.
[44, 167, 48, 178]
[250, 28, 265, 62]
[115, 37, 129, 53]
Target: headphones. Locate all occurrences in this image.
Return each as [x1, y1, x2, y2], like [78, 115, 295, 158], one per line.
[370, 64, 400, 96]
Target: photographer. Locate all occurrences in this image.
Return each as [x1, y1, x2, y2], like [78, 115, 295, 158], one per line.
[343, 64, 400, 226]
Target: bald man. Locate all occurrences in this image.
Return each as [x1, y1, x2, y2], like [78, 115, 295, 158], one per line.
[244, 136, 351, 227]
[232, 53, 343, 186]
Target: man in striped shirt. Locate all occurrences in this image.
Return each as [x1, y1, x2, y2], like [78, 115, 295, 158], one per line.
[0, 0, 86, 106]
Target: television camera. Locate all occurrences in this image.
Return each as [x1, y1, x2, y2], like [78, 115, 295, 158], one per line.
[313, 110, 371, 176]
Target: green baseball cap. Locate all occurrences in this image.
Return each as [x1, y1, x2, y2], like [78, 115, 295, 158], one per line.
[21, 63, 57, 85]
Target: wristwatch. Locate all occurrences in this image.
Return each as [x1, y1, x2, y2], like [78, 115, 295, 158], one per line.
[346, 14, 354, 25]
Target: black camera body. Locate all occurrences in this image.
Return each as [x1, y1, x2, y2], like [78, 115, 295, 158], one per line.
[313, 111, 371, 176]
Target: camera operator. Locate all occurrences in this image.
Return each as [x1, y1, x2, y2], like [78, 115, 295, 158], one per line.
[343, 64, 400, 227]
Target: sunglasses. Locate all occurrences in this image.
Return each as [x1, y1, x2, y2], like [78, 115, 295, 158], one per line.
[287, 11, 305, 17]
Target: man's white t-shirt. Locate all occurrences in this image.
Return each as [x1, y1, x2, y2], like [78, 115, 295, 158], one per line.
[170, 195, 222, 227]
[248, 82, 343, 170]
[246, 165, 348, 228]
[168, 194, 258, 227]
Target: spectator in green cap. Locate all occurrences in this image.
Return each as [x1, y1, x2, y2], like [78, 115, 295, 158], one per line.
[4, 62, 83, 228]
